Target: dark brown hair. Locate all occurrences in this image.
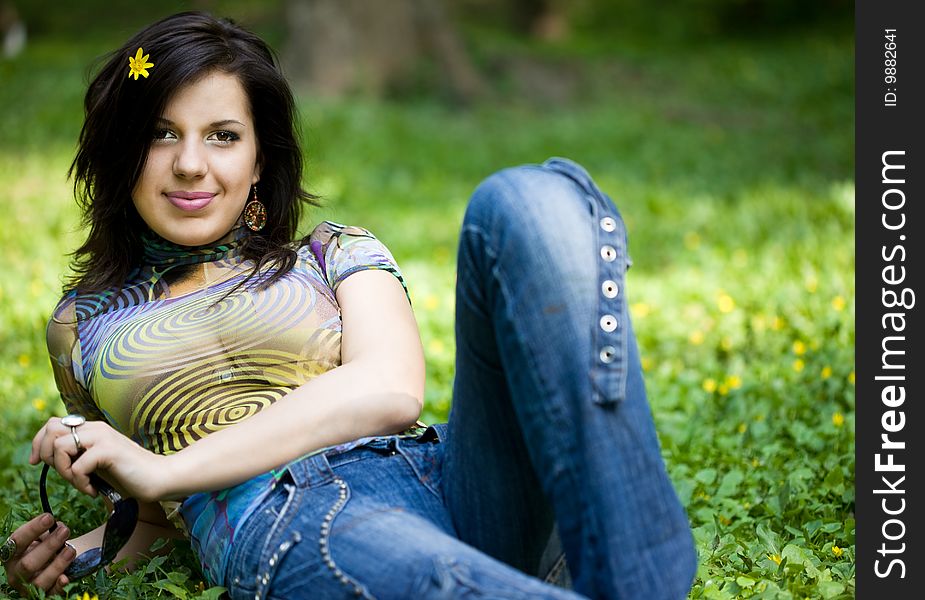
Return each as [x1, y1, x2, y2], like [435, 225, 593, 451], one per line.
[68, 11, 319, 292]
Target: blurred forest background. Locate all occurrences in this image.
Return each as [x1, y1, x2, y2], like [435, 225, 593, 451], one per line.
[1, 0, 854, 598]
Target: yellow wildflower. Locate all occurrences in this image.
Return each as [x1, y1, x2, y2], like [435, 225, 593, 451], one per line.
[821, 366, 832, 379]
[770, 316, 784, 331]
[793, 359, 805, 373]
[718, 383, 729, 396]
[641, 356, 653, 372]
[76, 593, 100, 600]
[717, 292, 735, 314]
[689, 330, 704, 345]
[751, 458, 760, 467]
[702, 378, 717, 393]
[725, 374, 742, 389]
[768, 553, 782, 565]
[737, 422, 747, 434]
[848, 371, 855, 385]
[718, 514, 731, 526]
[128, 47, 154, 80]
[792, 340, 806, 355]
[631, 302, 651, 318]
[832, 412, 845, 427]
[832, 296, 846, 311]
[832, 545, 844, 557]
[17, 354, 30, 368]
[423, 294, 439, 311]
[32, 398, 47, 411]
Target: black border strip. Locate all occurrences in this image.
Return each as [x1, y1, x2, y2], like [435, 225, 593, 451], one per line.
[856, 1, 923, 596]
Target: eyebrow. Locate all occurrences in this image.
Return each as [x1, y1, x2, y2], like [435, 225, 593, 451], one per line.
[155, 118, 246, 128]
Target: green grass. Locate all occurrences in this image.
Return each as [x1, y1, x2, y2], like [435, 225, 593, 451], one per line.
[0, 16, 853, 600]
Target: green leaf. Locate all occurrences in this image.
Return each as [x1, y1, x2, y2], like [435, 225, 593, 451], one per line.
[736, 576, 756, 588]
[168, 570, 190, 585]
[717, 469, 744, 497]
[823, 467, 844, 488]
[696, 468, 718, 485]
[154, 580, 190, 599]
[777, 479, 791, 512]
[818, 580, 845, 598]
[197, 586, 228, 600]
[756, 523, 780, 554]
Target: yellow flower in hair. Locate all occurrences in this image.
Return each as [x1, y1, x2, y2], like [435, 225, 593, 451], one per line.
[128, 47, 154, 80]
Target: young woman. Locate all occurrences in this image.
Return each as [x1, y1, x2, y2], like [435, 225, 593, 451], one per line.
[2, 11, 696, 599]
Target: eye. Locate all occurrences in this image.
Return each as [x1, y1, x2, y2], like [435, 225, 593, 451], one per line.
[210, 130, 240, 144]
[152, 128, 176, 142]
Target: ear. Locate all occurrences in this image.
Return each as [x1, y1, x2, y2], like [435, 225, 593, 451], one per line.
[252, 149, 263, 184]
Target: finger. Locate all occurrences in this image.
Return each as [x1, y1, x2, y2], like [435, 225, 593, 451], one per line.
[30, 423, 49, 465]
[39, 419, 65, 465]
[49, 573, 70, 597]
[71, 453, 100, 497]
[9, 514, 56, 555]
[53, 434, 80, 482]
[30, 542, 76, 592]
[15, 522, 70, 577]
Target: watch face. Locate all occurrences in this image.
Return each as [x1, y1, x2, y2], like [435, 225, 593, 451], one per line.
[61, 414, 86, 427]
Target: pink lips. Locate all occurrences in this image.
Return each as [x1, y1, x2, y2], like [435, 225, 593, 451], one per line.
[165, 191, 216, 211]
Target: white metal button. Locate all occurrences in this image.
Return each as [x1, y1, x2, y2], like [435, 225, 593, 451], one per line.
[600, 217, 617, 232]
[600, 346, 616, 363]
[602, 280, 619, 298]
[600, 245, 617, 262]
[600, 315, 618, 332]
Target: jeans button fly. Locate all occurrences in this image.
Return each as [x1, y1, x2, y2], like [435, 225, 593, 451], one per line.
[600, 245, 617, 262]
[600, 216, 617, 232]
[602, 280, 619, 298]
[600, 346, 616, 363]
[600, 315, 618, 332]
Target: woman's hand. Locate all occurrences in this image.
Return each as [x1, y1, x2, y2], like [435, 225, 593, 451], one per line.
[2, 514, 75, 597]
[29, 417, 169, 503]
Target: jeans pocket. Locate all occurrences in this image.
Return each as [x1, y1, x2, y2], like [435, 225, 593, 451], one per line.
[395, 437, 444, 500]
[226, 482, 304, 600]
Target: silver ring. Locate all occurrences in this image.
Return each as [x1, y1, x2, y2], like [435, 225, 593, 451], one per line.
[62, 414, 86, 453]
[61, 414, 86, 428]
[0, 536, 17, 563]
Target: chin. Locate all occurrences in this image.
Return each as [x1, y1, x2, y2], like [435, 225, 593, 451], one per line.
[157, 224, 230, 247]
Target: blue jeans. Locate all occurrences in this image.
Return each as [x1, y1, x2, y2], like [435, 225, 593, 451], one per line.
[222, 158, 697, 599]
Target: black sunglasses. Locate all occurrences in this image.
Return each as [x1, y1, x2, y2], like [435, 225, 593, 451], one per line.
[40, 464, 139, 580]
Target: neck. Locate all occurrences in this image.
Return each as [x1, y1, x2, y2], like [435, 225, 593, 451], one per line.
[141, 227, 249, 268]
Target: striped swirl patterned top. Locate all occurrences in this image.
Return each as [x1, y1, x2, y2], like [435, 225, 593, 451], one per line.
[46, 221, 410, 584]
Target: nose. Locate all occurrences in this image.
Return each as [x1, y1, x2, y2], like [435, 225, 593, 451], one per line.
[172, 139, 208, 179]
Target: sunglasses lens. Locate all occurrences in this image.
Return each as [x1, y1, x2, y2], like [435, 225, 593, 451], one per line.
[100, 497, 139, 564]
[40, 466, 139, 580]
[65, 547, 103, 579]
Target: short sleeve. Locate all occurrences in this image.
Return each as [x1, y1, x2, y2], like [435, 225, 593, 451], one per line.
[306, 221, 410, 303]
[46, 294, 108, 422]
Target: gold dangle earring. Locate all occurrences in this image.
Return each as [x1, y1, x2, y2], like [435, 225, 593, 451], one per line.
[243, 184, 267, 232]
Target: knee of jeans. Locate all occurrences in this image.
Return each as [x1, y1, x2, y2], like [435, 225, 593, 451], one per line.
[465, 164, 600, 235]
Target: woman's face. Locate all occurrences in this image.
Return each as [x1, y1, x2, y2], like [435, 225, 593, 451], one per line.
[132, 70, 260, 247]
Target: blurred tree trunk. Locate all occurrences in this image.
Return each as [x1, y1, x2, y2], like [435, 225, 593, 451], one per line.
[282, 0, 485, 102]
